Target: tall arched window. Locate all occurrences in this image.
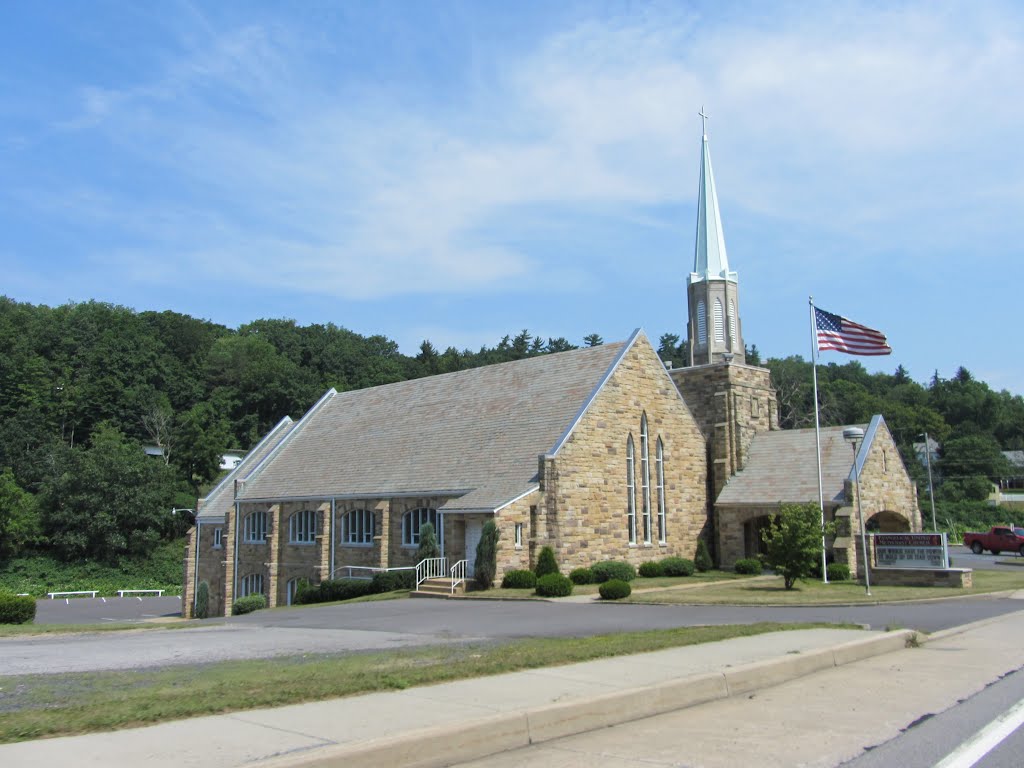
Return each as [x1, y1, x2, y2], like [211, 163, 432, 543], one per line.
[341, 509, 375, 545]
[239, 573, 264, 597]
[403, 507, 439, 547]
[288, 510, 317, 544]
[626, 435, 637, 544]
[656, 437, 667, 544]
[697, 301, 707, 345]
[640, 414, 652, 545]
[242, 511, 267, 543]
[728, 299, 737, 345]
[714, 298, 725, 342]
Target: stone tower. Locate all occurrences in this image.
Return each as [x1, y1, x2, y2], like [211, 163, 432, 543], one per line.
[672, 115, 778, 508]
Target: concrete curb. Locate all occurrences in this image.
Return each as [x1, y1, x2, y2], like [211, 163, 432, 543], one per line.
[260, 629, 914, 768]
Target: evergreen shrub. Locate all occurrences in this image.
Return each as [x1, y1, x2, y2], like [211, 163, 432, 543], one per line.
[371, 570, 414, 593]
[535, 573, 573, 597]
[195, 580, 209, 619]
[0, 592, 36, 624]
[826, 563, 851, 582]
[638, 561, 664, 578]
[534, 546, 559, 577]
[569, 567, 595, 585]
[661, 557, 695, 577]
[591, 560, 636, 583]
[474, 520, 500, 589]
[319, 578, 374, 602]
[231, 594, 266, 615]
[598, 579, 632, 600]
[694, 539, 713, 572]
[734, 558, 762, 575]
[501, 569, 537, 589]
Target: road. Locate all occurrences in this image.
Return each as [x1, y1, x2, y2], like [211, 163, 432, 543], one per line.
[4, 592, 1024, 675]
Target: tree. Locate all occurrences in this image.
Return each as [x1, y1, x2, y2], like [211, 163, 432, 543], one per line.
[416, 522, 440, 562]
[172, 402, 232, 495]
[140, 402, 174, 465]
[745, 344, 761, 365]
[937, 434, 1010, 502]
[534, 545, 558, 577]
[583, 333, 604, 347]
[694, 538, 713, 572]
[474, 519, 500, 588]
[760, 502, 832, 590]
[39, 423, 181, 562]
[0, 468, 40, 560]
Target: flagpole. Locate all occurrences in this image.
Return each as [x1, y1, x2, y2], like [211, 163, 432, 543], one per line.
[809, 296, 828, 583]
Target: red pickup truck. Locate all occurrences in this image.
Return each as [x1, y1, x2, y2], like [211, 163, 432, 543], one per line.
[962, 526, 1024, 555]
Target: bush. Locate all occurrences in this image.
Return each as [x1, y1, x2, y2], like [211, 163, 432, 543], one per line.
[231, 594, 266, 615]
[694, 539, 713, 572]
[474, 520, 500, 589]
[319, 578, 374, 602]
[0, 592, 36, 624]
[417, 522, 440, 562]
[501, 569, 538, 589]
[569, 567, 595, 585]
[535, 573, 574, 597]
[638, 561, 664, 578]
[661, 557, 695, 577]
[195, 580, 209, 619]
[599, 579, 632, 600]
[591, 561, 636, 583]
[734, 558, 762, 575]
[370, 570, 414, 593]
[534, 546, 559, 577]
[827, 563, 851, 581]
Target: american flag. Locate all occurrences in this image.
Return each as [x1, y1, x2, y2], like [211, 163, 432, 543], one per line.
[814, 307, 892, 356]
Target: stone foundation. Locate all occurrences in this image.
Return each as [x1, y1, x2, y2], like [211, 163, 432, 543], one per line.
[869, 567, 973, 588]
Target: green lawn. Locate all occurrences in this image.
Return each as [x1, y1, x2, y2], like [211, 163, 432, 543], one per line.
[476, 570, 754, 598]
[0, 621, 855, 743]
[627, 570, 1024, 605]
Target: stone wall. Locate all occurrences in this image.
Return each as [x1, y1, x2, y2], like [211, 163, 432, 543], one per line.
[539, 338, 708, 571]
[274, 500, 331, 606]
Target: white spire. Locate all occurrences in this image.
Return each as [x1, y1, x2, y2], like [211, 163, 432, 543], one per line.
[691, 109, 736, 284]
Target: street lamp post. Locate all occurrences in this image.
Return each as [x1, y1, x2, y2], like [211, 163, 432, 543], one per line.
[843, 427, 872, 596]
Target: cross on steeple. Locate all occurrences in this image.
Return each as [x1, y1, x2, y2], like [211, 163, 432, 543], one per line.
[699, 106, 709, 136]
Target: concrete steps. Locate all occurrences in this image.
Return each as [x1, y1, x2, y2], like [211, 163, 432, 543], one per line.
[412, 577, 468, 598]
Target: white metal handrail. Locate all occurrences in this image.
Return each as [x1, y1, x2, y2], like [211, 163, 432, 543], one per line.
[449, 560, 467, 594]
[416, 557, 447, 590]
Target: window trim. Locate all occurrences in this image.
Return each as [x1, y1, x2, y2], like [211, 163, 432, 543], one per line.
[340, 508, 375, 547]
[239, 572, 264, 597]
[212, 527, 223, 550]
[242, 511, 268, 544]
[626, 434, 637, 545]
[640, 414, 652, 545]
[713, 298, 725, 343]
[514, 523, 523, 550]
[288, 509, 317, 545]
[402, 507, 439, 548]
[697, 300, 707, 346]
[656, 437, 667, 544]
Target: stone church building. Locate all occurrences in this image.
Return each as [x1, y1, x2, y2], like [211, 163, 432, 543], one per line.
[183, 128, 921, 618]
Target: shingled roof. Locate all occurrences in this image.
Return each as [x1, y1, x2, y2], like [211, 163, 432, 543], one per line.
[716, 418, 883, 507]
[195, 416, 296, 522]
[237, 335, 638, 512]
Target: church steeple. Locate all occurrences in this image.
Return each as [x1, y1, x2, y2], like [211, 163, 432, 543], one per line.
[687, 108, 744, 366]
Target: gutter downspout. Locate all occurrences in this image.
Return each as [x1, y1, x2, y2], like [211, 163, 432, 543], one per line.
[330, 497, 336, 582]
[193, 520, 202, 616]
[233, 479, 242, 605]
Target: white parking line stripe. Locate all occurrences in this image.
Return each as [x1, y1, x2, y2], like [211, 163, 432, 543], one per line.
[934, 697, 1024, 768]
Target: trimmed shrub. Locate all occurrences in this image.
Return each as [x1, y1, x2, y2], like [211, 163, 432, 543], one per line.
[195, 580, 209, 619]
[661, 557, 695, 577]
[591, 560, 636, 583]
[231, 594, 266, 615]
[734, 558, 763, 575]
[599, 579, 632, 600]
[638, 561, 664, 578]
[0, 592, 36, 624]
[569, 567, 595, 585]
[474, 520, 500, 589]
[694, 539, 713, 572]
[535, 573, 574, 597]
[371, 570, 414, 593]
[501, 569, 538, 589]
[320, 578, 375, 602]
[534, 546, 559, 578]
[827, 563, 851, 582]
[417, 522, 440, 562]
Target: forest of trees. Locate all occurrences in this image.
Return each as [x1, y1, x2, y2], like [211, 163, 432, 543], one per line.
[1, 296, 1022, 567]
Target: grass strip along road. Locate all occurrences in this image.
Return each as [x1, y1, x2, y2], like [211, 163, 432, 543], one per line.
[0, 622, 854, 743]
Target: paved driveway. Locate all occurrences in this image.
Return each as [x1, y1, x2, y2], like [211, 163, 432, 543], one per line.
[5, 594, 1023, 676]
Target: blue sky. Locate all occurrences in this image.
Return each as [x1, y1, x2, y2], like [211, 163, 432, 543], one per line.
[3, 1, 1023, 393]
